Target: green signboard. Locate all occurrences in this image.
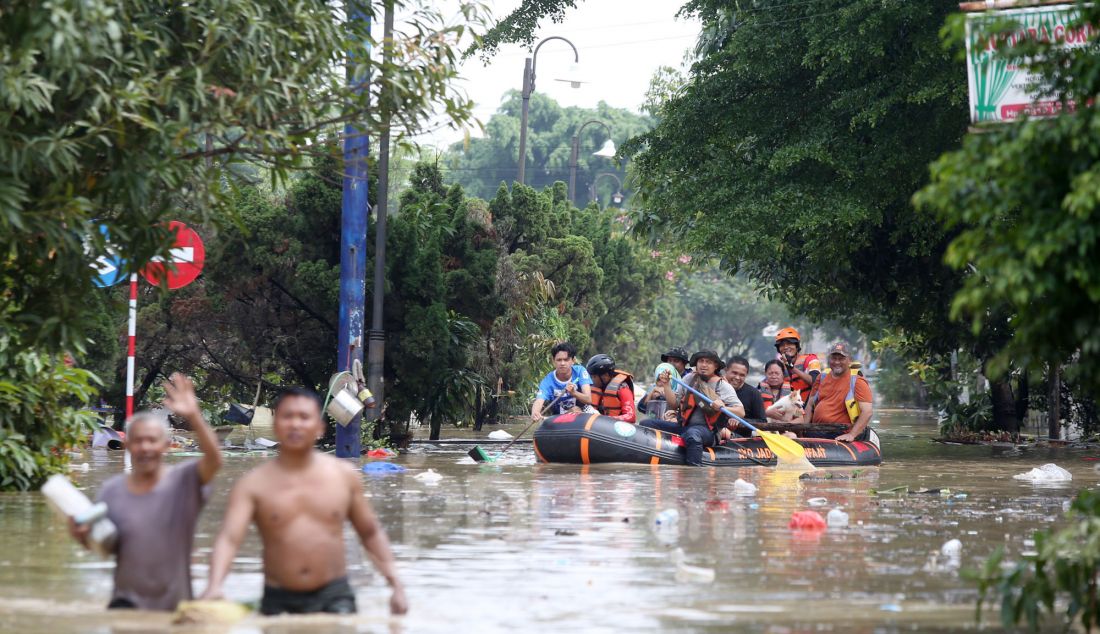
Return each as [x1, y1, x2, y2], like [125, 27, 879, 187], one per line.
[966, 3, 1094, 122]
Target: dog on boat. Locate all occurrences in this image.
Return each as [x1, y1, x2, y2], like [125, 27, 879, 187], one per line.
[766, 390, 804, 422]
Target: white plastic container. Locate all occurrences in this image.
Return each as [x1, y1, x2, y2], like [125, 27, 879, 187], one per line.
[732, 479, 757, 496]
[41, 475, 117, 557]
[941, 538, 962, 558]
[826, 508, 849, 528]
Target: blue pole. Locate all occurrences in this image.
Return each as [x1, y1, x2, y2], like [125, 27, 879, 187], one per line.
[337, 2, 369, 459]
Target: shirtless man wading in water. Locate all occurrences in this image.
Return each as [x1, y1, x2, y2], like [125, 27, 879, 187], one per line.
[202, 387, 408, 615]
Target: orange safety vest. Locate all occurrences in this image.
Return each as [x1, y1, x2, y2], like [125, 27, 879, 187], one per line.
[591, 372, 634, 417]
[678, 376, 726, 429]
[787, 353, 820, 401]
[758, 382, 792, 409]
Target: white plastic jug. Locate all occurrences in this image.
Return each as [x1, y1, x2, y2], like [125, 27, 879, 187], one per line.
[41, 475, 117, 557]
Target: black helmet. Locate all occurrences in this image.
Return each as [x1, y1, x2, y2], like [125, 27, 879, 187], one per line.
[586, 354, 616, 376]
[660, 346, 690, 363]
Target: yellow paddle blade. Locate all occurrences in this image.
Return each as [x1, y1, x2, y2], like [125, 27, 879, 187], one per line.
[757, 430, 813, 470]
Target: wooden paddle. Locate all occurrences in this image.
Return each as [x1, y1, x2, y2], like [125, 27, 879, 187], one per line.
[469, 393, 566, 463]
[672, 376, 809, 466]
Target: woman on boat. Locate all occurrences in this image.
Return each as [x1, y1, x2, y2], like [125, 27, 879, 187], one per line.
[758, 360, 792, 420]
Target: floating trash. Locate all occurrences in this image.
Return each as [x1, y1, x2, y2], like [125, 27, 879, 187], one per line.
[705, 499, 730, 512]
[870, 486, 909, 496]
[362, 462, 405, 475]
[413, 469, 443, 484]
[488, 430, 513, 440]
[879, 603, 902, 613]
[1013, 463, 1072, 483]
[788, 510, 826, 531]
[826, 508, 849, 528]
[732, 479, 757, 496]
[940, 538, 962, 558]
[655, 509, 680, 526]
[675, 563, 716, 584]
[366, 448, 396, 459]
[807, 497, 828, 507]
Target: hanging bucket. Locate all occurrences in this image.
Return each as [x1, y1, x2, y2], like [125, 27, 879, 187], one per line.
[327, 388, 364, 427]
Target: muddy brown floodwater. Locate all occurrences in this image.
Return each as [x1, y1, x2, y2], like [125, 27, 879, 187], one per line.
[0, 410, 1094, 633]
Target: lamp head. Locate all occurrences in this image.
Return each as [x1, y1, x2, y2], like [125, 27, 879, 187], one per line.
[552, 62, 586, 89]
[593, 139, 617, 158]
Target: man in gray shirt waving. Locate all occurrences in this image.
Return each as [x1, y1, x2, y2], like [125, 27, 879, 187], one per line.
[70, 373, 223, 610]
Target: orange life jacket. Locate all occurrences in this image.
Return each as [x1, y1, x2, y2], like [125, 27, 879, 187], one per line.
[678, 376, 726, 429]
[591, 372, 634, 418]
[787, 353, 820, 401]
[758, 382, 792, 409]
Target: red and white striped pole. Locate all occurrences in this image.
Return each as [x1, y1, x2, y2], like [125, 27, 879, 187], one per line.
[124, 272, 138, 471]
[125, 273, 138, 420]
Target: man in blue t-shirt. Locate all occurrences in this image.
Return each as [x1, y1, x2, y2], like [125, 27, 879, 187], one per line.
[531, 342, 593, 422]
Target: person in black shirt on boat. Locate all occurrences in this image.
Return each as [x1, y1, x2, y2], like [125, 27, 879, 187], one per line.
[719, 356, 766, 440]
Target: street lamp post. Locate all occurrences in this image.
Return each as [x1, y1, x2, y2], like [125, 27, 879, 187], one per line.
[569, 119, 615, 205]
[589, 172, 624, 208]
[517, 36, 581, 185]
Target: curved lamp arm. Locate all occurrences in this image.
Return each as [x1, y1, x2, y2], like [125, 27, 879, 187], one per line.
[531, 36, 580, 84]
[592, 172, 623, 191]
[590, 172, 624, 205]
[576, 119, 612, 139]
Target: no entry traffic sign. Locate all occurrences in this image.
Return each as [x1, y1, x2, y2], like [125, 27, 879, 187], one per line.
[140, 221, 206, 289]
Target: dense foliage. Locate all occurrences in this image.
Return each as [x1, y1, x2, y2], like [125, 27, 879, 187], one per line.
[916, 2, 1100, 395]
[0, 340, 98, 490]
[0, 0, 481, 488]
[442, 93, 649, 202]
[83, 159, 671, 440]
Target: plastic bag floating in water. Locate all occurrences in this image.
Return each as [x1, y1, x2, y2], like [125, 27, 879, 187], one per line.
[488, 430, 513, 440]
[1012, 463, 1072, 483]
[732, 479, 757, 496]
[788, 510, 826, 531]
[362, 462, 406, 475]
[413, 469, 444, 484]
[826, 508, 849, 528]
[941, 538, 962, 558]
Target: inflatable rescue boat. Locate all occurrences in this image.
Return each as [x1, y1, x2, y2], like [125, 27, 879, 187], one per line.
[532, 412, 882, 467]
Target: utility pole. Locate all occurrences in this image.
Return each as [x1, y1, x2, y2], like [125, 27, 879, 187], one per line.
[366, 0, 394, 431]
[336, 1, 370, 459]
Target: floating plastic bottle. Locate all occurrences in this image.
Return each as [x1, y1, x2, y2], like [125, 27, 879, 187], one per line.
[655, 509, 680, 526]
[826, 508, 849, 528]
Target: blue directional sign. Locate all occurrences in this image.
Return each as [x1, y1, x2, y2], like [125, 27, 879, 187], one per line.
[91, 224, 126, 288]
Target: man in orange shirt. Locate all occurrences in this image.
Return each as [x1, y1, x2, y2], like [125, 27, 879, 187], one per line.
[802, 341, 873, 442]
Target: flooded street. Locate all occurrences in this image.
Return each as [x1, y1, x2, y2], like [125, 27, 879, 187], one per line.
[0, 409, 1093, 633]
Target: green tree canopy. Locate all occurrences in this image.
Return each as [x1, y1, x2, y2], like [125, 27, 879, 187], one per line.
[916, 2, 1100, 392]
[442, 92, 651, 203]
[0, 0, 482, 488]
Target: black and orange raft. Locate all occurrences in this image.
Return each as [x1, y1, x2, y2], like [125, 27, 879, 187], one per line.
[532, 412, 882, 467]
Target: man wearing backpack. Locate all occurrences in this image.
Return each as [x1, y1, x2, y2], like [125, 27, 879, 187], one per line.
[802, 341, 873, 442]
